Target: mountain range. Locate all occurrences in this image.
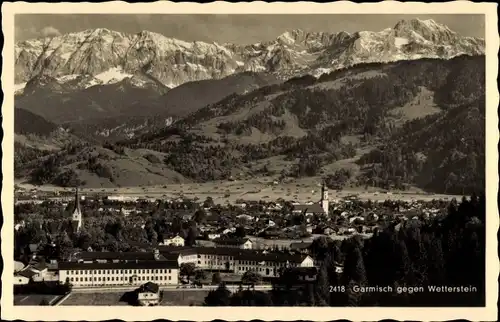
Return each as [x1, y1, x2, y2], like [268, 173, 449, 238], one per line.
[14, 19, 486, 193]
[15, 18, 484, 89]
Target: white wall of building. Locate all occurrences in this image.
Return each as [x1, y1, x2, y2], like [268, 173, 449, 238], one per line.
[59, 267, 179, 288]
[138, 292, 160, 306]
[162, 236, 185, 246]
[14, 276, 30, 285]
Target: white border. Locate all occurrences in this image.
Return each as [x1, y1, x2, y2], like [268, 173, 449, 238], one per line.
[2, 2, 499, 321]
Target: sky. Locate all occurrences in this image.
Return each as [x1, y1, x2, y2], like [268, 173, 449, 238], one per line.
[15, 14, 485, 43]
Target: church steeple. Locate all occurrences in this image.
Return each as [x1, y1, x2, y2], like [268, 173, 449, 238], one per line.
[74, 187, 81, 213]
[320, 181, 329, 215]
[72, 187, 83, 232]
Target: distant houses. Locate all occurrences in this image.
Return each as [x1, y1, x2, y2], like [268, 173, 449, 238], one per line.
[289, 241, 312, 254]
[214, 238, 253, 250]
[161, 235, 185, 247]
[14, 260, 56, 285]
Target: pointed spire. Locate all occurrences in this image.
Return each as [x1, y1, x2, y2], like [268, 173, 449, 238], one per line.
[73, 186, 81, 213]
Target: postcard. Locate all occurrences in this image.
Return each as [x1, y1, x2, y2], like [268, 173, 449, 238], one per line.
[2, 1, 498, 321]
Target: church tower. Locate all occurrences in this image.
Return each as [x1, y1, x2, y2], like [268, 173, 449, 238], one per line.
[72, 187, 83, 233]
[320, 181, 329, 215]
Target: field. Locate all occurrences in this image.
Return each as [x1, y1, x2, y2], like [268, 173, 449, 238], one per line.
[59, 292, 128, 306]
[160, 290, 209, 306]
[18, 176, 463, 205]
[14, 294, 62, 306]
[56, 290, 209, 306]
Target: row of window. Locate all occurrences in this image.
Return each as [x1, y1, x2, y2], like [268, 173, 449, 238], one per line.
[187, 257, 292, 267]
[70, 275, 173, 282]
[237, 261, 290, 266]
[199, 255, 232, 260]
[68, 269, 173, 275]
[237, 267, 276, 275]
[69, 282, 172, 287]
[203, 261, 231, 266]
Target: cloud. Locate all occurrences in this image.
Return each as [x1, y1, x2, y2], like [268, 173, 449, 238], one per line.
[15, 25, 62, 41]
[40, 26, 61, 38]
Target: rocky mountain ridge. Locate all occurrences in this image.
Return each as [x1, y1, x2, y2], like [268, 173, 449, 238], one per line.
[15, 18, 484, 91]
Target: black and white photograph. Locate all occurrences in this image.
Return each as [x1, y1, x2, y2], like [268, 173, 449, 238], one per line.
[2, 2, 498, 321]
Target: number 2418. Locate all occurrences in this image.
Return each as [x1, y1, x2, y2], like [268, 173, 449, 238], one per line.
[329, 286, 346, 292]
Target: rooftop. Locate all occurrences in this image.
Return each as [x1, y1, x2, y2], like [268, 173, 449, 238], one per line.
[163, 246, 311, 264]
[74, 251, 164, 262]
[213, 238, 250, 246]
[139, 281, 160, 293]
[59, 260, 179, 270]
[293, 203, 325, 214]
[16, 269, 38, 278]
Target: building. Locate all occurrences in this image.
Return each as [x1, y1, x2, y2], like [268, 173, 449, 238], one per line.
[214, 238, 253, 249]
[14, 270, 36, 285]
[233, 251, 314, 278]
[294, 267, 318, 282]
[292, 182, 329, 216]
[58, 260, 179, 288]
[162, 235, 185, 247]
[292, 203, 325, 216]
[320, 182, 329, 215]
[207, 233, 221, 240]
[163, 247, 315, 277]
[272, 267, 318, 291]
[28, 262, 49, 282]
[290, 242, 312, 253]
[14, 260, 25, 272]
[195, 239, 217, 248]
[71, 188, 83, 233]
[137, 282, 161, 306]
[71, 250, 167, 263]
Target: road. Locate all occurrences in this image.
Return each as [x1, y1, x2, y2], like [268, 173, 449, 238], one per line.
[70, 284, 273, 293]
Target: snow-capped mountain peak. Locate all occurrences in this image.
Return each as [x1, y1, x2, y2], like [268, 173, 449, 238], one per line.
[15, 19, 484, 91]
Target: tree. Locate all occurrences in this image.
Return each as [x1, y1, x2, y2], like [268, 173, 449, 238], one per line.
[194, 270, 207, 286]
[241, 271, 262, 290]
[193, 209, 207, 224]
[204, 283, 231, 306]
[342, 243, 367, 285]
[234, 226, 246, 238]
[212, 272, 222, 285]
[56, 231, 75, 261]
[315, 264, 330, 306]
[310, 236, 332, 262]
[203, 197, 215, 208]
[341, 242, 367, 306]
[180, 263, 196, 283]
[185, 226, 198, 246]
[63, 277, 73, 293]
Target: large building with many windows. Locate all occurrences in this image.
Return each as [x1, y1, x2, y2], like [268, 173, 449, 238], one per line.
[58, 260, 179, 288]
[159, 246, 315, 278]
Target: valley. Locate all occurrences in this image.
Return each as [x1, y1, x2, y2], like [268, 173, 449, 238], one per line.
[15, 177, 462, 205]
[13, 19, 486, 197]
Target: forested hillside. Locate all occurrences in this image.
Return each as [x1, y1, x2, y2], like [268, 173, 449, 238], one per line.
[118, 55, 484, 194]
[15, 55, 484, 192]
[203, 194, 485, 306]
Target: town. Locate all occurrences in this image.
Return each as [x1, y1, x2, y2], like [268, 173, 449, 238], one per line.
[14, 182, 482, 307]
